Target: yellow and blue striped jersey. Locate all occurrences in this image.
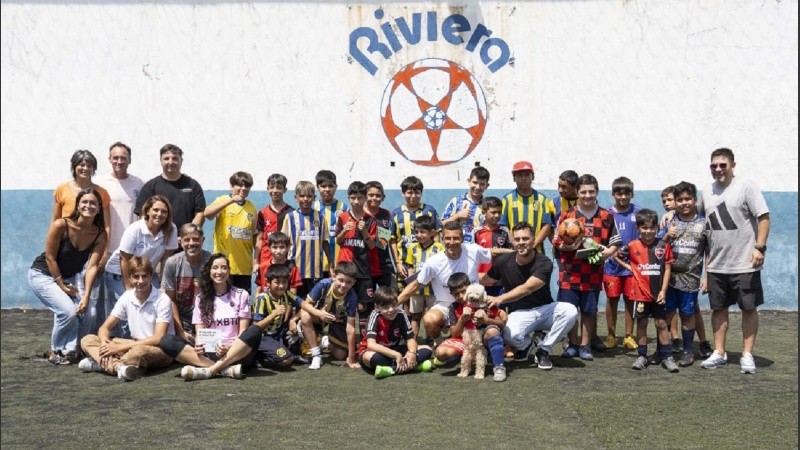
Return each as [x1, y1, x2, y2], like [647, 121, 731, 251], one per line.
[313, 199, 348, 272]
[391, 203, 440, 264]
[499, 189, 555, 253]
[404, 241, 445, 296]
[281, 209, 329, 279]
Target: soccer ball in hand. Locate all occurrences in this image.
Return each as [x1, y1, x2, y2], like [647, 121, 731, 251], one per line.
[557, 218, 585, 248]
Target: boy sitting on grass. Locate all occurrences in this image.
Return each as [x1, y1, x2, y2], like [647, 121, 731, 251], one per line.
[358, 286, 434, 379]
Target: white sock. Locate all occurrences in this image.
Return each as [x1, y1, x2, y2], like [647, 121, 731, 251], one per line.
[309, 355, 323, 370]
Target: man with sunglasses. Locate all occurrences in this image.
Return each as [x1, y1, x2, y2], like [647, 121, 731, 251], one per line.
[699, 148, 770, 374]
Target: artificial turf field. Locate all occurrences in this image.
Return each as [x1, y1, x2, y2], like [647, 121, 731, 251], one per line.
[1, 309, 797, 449]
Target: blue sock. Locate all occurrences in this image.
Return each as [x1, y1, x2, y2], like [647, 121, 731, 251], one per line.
[369, 353, 394, 369]
[486, 335, 505, 367]
[441, 356, 461, 365]
[682, 329, 695, 353]
[638, 345, 648, 357]
[659, 343, 671, 359]
[416, 347, 432, 363]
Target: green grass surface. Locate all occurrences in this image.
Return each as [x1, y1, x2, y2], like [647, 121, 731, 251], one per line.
[1, 309, 797, 449]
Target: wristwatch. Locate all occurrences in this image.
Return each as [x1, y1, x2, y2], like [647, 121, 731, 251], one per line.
[755, 244, 767, 253]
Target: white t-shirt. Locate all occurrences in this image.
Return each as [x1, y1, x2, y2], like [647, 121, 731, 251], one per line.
[111, 287, 175, 340]
[97, 172, 144, 253]
[700, 177, 769, 274]
[416, 243, 491, 307]
[105, 219, 179, 275]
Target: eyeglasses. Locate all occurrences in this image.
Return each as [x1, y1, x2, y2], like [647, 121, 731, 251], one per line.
[709, 163, 729, 170]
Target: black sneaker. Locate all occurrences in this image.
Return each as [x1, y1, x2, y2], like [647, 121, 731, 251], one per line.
[513, 342, 534, 362]
[590, 335, 607, 352]
[535, 349, 553, 370]
[678, 352, 695, 367]
[671, 339, 682, 355]
[648, 351, 662, 366]
[698, 340, 714, 359]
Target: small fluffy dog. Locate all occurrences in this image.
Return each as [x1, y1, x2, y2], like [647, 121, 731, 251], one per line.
[458, 284, 489, 379]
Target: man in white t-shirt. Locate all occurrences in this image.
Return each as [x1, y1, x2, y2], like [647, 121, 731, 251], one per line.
[97, 142, 144, 320]
[698, 148, 770, 374]
[399, 221, 491, 341]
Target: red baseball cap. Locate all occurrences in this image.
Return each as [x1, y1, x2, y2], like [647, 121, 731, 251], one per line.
[512, 160, 534, 173]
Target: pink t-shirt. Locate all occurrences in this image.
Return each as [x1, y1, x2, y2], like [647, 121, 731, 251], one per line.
[192, 287, 251, 344]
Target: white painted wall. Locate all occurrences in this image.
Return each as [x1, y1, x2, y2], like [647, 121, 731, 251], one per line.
[2, 0, 797, 192]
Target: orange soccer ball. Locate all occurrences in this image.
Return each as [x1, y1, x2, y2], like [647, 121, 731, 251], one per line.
[557, 218, 585, 246]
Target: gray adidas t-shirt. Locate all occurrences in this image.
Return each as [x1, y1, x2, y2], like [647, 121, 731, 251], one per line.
[700, 177, 769, 274]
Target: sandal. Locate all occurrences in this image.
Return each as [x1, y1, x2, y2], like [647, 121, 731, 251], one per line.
[47, 351, 63, 365]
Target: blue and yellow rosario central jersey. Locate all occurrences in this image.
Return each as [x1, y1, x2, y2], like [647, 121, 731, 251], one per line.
[404, 241, 445, 296]
[313, 199, 348, 272]
[499, 188, 554, 253]
[252, 290, 301, 336]
[549, 195, 579, 224]
[281, 209, 329, 279]
[391, 203, 441, 264]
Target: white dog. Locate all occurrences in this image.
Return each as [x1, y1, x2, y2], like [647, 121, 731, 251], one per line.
[458, 284, 489, 379]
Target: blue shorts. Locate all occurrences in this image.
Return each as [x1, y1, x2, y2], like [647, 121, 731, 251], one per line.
[665, 287, 698, 316]
[557, 289, 600, 315]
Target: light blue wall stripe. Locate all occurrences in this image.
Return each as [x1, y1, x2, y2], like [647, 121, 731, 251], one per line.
[3, 189, 796, 310]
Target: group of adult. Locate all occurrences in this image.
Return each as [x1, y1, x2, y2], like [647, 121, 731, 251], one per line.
[27, 143, 769, 376]
[28, 143, 205, 365]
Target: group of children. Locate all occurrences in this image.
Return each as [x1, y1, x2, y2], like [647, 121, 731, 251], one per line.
[79, 162, 717, 381]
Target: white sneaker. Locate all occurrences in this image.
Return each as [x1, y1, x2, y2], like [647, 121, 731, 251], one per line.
[220, 364, 244, 379]
[309, 355, 323, 370]
[700, 350, 728, 369]
[116, 364, 145, 381]
[78, 357, 103, 372]
[492, 365, 507, 382]
[181, 365, 212, 381]
[320, 335, 330, 351]
[740, 353, 756, 374]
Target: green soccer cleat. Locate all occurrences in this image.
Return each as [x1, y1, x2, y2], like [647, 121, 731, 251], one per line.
[417, 360, 434, 373]
[374, 365, 396, 379]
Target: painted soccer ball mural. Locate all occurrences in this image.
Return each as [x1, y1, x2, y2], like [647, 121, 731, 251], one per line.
[380, 58, 488, 166]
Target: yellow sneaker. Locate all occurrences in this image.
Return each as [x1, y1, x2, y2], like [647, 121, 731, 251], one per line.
[605, 335, 618, 349]
[622, 335, 637, 351]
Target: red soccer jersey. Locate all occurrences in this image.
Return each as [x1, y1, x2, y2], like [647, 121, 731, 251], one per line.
[357, 309, 414, 354]
[335, 210, 376, 279]
[473, 224, 511, 274]
[555, 207, 621, 291]
[621, 239, 674, 302]
[256, 204, 294, 286]
[453, 302, 502, 331]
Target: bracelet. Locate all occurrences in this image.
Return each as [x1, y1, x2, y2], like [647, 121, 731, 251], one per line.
[54, 276, 62, 282]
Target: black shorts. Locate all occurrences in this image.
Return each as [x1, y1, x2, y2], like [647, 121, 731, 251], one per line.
[632, 301, 667, 319]
[256, 334, 294, 366]
[708, 272, 764, 311]
[298, 278, 321, 300]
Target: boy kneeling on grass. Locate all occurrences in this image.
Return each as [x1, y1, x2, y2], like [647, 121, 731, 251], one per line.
[358, 286, 434, 379]
[617, 209, 679, 372]
[433, 272, 509, 382]
[298, 261, 360, 370]
[79, 256, 174, 381]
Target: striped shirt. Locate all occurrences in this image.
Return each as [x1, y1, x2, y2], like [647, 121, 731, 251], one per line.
[499, 189, 554, 253]
[313, 199, 348, 272]
[441, 193, 483, 243]
[391, 203, 441, 264]
[404, 241, 445, 296]
[281, 209, 329, 279]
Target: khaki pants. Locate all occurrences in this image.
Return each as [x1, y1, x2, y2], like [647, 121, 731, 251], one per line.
[80, 334, 173, 375]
